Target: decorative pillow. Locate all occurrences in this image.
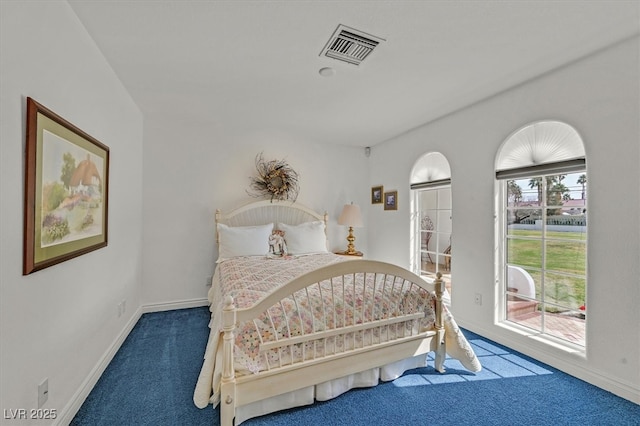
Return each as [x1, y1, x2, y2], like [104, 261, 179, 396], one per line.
[217, 223, 274, 260]
[268, 230, 288, 256]
[277, 221, 327, 254]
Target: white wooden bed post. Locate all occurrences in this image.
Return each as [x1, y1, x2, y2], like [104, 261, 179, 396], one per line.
[221, 295, 237, 426]
[433, 272, 446, 373]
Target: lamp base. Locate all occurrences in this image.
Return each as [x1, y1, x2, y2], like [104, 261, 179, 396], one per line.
[341, 226, 362, 257]
[335, 250, 363, 257]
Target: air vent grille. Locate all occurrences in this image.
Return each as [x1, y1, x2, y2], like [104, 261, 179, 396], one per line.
[321, 25, 384, 66]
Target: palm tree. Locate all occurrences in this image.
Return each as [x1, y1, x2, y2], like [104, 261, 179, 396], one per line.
[548, 182, 569, 214]
[577, 174, 587, 200]
[528, 177, 543, 203]
[528, 175, 569, 215]
[509, 181, 531, 223]
[507, 181, 522, 204]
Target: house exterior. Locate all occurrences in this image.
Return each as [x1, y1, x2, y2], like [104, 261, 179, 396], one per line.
[562, 199, 587, 215]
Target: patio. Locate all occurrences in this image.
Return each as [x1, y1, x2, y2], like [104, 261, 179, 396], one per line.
[422, 265, 586, 347]
[508, 307, 586, 346]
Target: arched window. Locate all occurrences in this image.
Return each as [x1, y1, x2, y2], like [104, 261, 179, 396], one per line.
[411, 152, 452, 299]
[496, 121, 587, 348]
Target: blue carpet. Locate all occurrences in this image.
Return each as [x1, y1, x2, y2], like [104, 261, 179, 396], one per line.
[71, 307, 639, 425]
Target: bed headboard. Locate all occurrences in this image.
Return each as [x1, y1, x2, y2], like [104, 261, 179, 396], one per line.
[215, 200, 328, 243]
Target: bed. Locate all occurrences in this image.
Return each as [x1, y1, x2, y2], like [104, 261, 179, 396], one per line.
[194, 200, 481, 425]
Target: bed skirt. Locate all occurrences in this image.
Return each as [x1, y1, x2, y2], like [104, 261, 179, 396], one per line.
[234, 354, 427, 424]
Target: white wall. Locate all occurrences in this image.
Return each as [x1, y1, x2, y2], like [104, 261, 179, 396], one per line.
[367, 36, 640, 402]
[0, 2, 143, 424]
[140, 121, 369, 306]
[2, 2, 637, 422]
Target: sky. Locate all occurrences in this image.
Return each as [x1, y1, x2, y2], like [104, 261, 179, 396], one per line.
[515, 172, 586, 202]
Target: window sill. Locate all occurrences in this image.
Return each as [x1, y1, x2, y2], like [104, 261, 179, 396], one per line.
[497, 320, 586, 358]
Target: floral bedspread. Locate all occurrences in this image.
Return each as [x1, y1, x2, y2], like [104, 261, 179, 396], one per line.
[193, 253, 481, 409]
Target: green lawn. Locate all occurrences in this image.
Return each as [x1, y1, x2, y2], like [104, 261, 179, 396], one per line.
[507, 229, 586, 310]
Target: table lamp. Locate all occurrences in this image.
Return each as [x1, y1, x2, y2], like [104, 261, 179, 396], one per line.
[337, 202, 363, 256]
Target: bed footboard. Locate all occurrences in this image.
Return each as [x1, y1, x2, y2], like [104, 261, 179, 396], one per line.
[219, 260, 445, 426]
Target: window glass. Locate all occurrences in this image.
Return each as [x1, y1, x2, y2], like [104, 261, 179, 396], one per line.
[417, 186, 452, 293]
[411, 152, 452, 301]
[504, 171, 587, 347]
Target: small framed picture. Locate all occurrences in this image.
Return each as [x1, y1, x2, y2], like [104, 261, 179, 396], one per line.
[371, 185, 383, 204]
[384, 191, 398, 211]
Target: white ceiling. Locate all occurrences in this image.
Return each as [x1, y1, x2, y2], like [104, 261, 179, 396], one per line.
[68, 1, 639, 148]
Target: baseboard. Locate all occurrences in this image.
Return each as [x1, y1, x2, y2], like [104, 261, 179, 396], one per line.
[458, 319, 640, 405]
[55, 305, 143, 426]
[140, 297, 209, 314]
[56, 298, 209, 424]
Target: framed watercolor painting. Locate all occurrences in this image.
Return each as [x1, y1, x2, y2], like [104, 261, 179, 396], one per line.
[23, 97, 109, 274]
[371, 185, 383, 204]
[384, 190, 398, 211]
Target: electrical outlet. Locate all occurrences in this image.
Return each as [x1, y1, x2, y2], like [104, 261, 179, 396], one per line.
[206, 276, 213, 287]
[38, 378, 48, 408]
[474, 293, 482, 305]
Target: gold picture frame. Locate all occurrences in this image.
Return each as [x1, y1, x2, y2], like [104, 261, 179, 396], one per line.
[23, 98, 110, 274]
[371, 185, 383, 204]
[384, 190, 398, 211]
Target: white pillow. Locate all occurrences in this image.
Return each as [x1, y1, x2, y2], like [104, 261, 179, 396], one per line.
[217, 223, 274, 260]
[278, 221, 328, 254]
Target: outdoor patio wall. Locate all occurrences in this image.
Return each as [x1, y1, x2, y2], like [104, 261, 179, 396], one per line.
[366, 35, 640, 403]
[0, 2, 143, 424]
[511, 223, 587, 233]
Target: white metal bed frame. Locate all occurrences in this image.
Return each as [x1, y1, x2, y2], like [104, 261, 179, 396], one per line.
[214, 200, 446, 425]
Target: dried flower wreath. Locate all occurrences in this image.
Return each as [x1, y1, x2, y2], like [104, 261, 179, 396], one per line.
[248, 153, 300, 202]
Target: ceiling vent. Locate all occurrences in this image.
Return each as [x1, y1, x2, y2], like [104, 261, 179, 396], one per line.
[320, 25, 385, 66]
